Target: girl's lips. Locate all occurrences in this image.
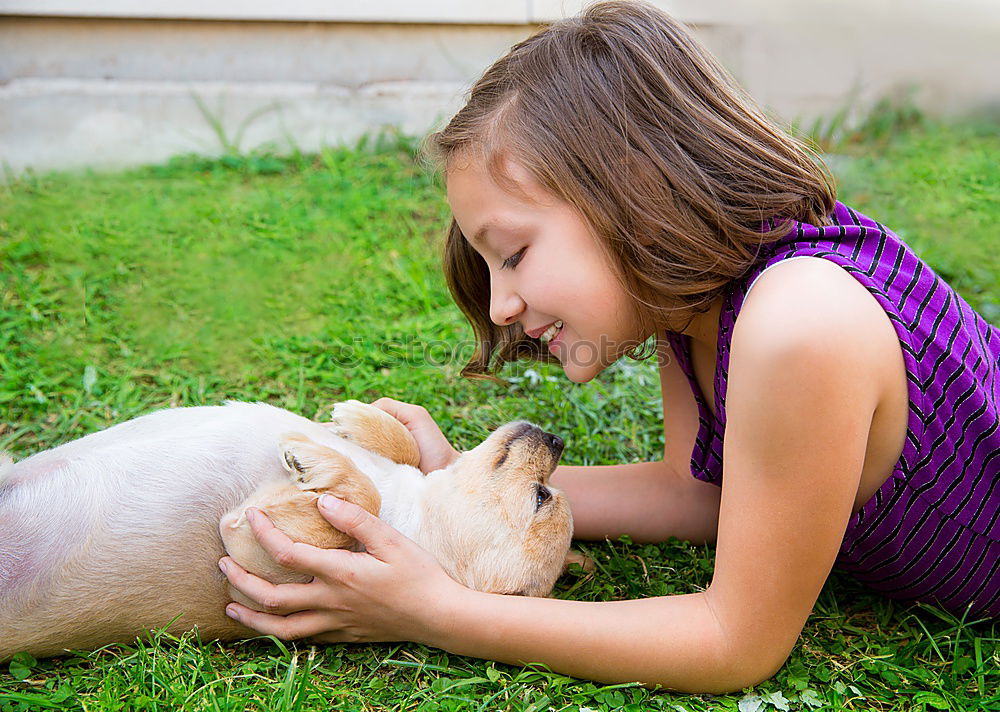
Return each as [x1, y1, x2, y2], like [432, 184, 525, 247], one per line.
[525, 322, 555, 340]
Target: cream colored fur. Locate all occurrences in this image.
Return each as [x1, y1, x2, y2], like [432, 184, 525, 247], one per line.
[0, 400, 572, 660]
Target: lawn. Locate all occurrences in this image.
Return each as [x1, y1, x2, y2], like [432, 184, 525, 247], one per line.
[1, 116, 998, 711]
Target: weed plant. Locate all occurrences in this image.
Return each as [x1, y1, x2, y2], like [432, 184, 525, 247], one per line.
[0, 118, 997, 710]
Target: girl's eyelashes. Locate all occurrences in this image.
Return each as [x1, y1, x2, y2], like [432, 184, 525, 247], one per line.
[501, 247, 526, 270]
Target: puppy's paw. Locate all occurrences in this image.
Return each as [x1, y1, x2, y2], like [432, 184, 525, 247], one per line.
[327, 400, 420, 467]
[327, 400, 380, 440]
[278, 433, 342, 489]
[281, 450, 307, 485]
[274, 433, 382, 524]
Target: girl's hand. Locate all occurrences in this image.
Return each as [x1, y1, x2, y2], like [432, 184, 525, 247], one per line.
[370, 397, 460, 474]
[220, 495, 463, 644]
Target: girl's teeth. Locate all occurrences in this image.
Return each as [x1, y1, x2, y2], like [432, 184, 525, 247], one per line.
[540, 321, 563, 343]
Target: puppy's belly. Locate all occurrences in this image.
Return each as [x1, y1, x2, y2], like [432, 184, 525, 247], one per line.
[16, 536, 247, 658]
[218, 483, 315, 611]
[0, 402, 356, 659]
[1, 473, 281, 656]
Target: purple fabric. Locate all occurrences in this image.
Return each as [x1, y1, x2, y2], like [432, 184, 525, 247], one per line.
[665, 202, 1000, 617]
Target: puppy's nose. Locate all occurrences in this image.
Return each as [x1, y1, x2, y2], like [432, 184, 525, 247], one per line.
[542, 431, 564, 457]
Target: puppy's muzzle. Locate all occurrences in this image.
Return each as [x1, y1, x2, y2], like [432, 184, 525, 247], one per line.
[541, 431, 564, 459]
[511, 423, 564, 460]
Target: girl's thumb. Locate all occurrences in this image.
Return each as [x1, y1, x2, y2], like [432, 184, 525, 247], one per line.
[318, 494, 396, 556]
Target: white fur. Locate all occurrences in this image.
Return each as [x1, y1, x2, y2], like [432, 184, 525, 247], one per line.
[0, 401, 573, 659]
[0, 403, 429, 593]
[0, 452, 13, 484]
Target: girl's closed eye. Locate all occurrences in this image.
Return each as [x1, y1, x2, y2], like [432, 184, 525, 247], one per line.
[502, 247, 527, 270]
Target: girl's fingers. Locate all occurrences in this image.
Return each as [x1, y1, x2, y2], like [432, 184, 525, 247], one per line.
[245, 508, 343, 577]
[370, 398, 460, 473]
[318, 495, 402, 561]
[225, 602, 334, 641]
[218, 557, 317, 615]
[370, 397, 423, 425]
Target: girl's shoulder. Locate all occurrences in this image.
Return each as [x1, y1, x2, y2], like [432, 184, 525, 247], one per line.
[728, 201, 916, 376]
[733, 255, 898, 367]
[725, 254, 911, 506]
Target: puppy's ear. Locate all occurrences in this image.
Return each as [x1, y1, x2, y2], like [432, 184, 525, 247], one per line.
[326, 400, 420, 468]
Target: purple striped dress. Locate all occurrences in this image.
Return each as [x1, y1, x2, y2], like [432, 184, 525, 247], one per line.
[666, 202, 1000, 617]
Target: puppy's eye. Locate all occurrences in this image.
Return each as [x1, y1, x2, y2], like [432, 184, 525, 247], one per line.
[535, 484, 552, 511]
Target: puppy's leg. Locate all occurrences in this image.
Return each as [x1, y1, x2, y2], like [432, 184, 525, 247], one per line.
[277, 433, 382, 525]
[325, 400, 420, 468]
[221, 437, 382, 605]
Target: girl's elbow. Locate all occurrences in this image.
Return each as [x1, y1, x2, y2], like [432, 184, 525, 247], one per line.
[705, 637, 795, 693]
[684, 618, 795, 693]
[693, 595, 800, 692]
[642, 595, 798, 694]
[657, 652, 786, 695]
[642, 654, 787, 696]
[716, 656, 788, 694]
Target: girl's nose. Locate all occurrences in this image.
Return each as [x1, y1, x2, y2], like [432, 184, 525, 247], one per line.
[489, 279, 526, 326]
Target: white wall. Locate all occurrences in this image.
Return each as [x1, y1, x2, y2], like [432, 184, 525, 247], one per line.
[1, 0, 997, 172]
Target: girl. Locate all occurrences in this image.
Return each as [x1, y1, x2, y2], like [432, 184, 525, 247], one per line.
[218, 0, 1000, 693]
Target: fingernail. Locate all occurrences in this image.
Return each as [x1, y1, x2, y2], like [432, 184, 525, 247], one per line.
[225, 605, 240, 621]
[319, 494, 342, 511]
[218, 558, 229, 574]
[246, 508, 258, 523]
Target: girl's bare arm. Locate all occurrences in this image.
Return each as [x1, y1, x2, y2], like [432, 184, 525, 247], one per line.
[221, 261, 894, 693]
[428, 272, 889, 691]
[551, 461, 721, 544]
[551, 336, 720, 544]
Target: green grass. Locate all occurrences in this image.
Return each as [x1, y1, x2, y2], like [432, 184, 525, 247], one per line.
[1, 119, 998, 711]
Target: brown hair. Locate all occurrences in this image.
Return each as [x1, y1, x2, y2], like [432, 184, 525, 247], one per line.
[426, 0, 836, 379]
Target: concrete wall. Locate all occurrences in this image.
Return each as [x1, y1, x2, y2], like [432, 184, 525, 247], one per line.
[1, 17, 529, 171]
[1, 0, 998, 173]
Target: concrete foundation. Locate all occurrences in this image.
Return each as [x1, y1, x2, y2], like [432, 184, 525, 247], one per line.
[1, 1, 998, 173]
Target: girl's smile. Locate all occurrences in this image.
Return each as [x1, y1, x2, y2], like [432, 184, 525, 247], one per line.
[537, 320, 564, 349]
[446, 155, 647, 383]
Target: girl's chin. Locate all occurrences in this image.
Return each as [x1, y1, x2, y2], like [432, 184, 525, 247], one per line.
[552, 336, 609, 383]
[561, 361, 603, 384]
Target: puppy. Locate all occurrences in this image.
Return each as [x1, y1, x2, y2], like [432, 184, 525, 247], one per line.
[0, 400, 572, 660]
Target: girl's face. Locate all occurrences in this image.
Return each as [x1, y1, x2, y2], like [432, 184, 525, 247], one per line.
[446, 154, 646, 383]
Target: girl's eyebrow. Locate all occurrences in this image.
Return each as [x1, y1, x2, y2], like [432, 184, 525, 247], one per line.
[470, 219, 521, 246]
[469, 218, 506, 245]
[470, 220, 498, 246]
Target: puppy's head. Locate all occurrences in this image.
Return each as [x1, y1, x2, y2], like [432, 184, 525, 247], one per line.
[420, 421, 572, 597]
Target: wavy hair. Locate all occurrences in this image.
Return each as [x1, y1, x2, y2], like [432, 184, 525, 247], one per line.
[426, 0, 836, 378]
